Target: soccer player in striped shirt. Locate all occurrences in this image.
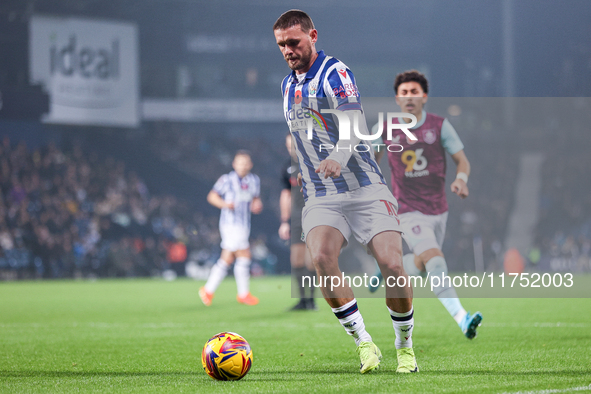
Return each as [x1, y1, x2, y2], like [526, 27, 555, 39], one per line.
[273, 10, 418, 373]
[199, 150, 262, 306]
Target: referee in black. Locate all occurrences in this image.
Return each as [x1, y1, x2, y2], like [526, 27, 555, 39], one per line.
[279, 133, 316, 310]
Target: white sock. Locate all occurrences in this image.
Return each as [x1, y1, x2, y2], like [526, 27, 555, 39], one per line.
[234, 257, 251, 297]
[453, 309, 468, 325]
[388, 306, 414, 349]
[425, 256, 466, 324]
[204, 258, 230, 294]
[402, 253, 422, 276]
[331, 299, 372, 346]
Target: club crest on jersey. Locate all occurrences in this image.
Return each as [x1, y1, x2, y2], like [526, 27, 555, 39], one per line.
[308, 80, 318, 95]
[423, 129, 437, 144]
[412, 225, 421, 234]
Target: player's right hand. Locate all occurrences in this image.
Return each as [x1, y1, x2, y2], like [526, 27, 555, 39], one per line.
[278, 222, 290, 240]
[450, 179, 469, 199]
[225, 201, 235, 210]
[251, 198, 263, 214]
[315, 159, 341, 179]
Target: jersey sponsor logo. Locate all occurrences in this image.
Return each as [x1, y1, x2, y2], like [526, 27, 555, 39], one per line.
[344, 83, 359, 97]
[332, 86, 344, 96]
[331, 84, 359, 98]
[423, 129, 437, 144]
[285, 106, 326, 132]
[401, 148, 430, 178]
[303, 106, 329, 131]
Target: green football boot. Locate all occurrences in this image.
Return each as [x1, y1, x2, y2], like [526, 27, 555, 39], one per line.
[356, 341, 382, 374]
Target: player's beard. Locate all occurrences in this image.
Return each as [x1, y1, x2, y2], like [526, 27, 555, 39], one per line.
[287, 46, 313, 72]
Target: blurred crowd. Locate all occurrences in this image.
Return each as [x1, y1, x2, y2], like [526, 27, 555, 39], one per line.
[0, 136, 220, 279]
[534, 145, 591, 272]
[444, 138, 517, 272]
[145, 121, 285, 211]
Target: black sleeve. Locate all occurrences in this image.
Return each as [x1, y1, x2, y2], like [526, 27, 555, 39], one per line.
[281, 160, 291, 190]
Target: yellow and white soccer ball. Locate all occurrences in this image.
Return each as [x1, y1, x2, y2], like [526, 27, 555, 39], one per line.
[201, 332, 253, 381]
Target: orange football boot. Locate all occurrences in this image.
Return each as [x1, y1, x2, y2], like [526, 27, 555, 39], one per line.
[236, 292, 259, 306]
[199, 287, 214, 306]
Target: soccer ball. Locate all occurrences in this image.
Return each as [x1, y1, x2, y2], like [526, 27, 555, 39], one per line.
[201, 332, 253, 381]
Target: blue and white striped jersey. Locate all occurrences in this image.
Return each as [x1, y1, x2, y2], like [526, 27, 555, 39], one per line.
[212, 171, 260, 229]
[281, 50, 385, 201]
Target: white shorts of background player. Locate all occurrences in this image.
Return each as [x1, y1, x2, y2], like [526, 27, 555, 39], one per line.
[399, 211, 449, 256]
[220, 224, 250, 252]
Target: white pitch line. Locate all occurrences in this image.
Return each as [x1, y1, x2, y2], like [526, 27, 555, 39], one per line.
[483, 322, 591, 328]
[500, 384, 591, 394]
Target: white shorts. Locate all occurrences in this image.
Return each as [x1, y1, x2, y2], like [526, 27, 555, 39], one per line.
[220, 225, 250, 252]
[302, 184, 402, 247]
[399, 211, 448, 256]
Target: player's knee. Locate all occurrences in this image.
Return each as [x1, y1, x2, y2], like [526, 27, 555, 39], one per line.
[378, 255, 406, 278]
[309, 249, 338, 272]
[376, 248, 404, 273]
[424, 255, 448, 275]
[235, 257, 251, 268]
[402, 253, 423, 276]
[419, 248, 443, 265]
[384, 262, 406, 278]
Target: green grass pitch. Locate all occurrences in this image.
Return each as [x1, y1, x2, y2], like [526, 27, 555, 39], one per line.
[1, 277, 591, 393]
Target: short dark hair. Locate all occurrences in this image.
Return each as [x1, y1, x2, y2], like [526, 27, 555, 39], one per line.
[273, 10, 315, 32]
[235, 149, 252, 159]
[394, 70, 429, 94]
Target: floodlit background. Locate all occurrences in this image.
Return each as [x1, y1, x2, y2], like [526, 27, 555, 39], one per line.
[0, 0, 590, 280]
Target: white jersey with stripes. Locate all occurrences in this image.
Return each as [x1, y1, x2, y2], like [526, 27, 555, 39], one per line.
[281, 50, 385, 201]
[212, 171, 260, 231]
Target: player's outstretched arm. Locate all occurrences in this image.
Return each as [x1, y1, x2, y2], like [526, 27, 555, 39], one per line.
[450, 150, 470, 199]
[207, 190, 234, 210]
[251, 197, 263, 214]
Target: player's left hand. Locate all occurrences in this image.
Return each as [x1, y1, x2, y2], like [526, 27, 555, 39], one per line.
[315, 159, 341, 179]
[451, 179, 469, 199]
[251, 198, 263, 214]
